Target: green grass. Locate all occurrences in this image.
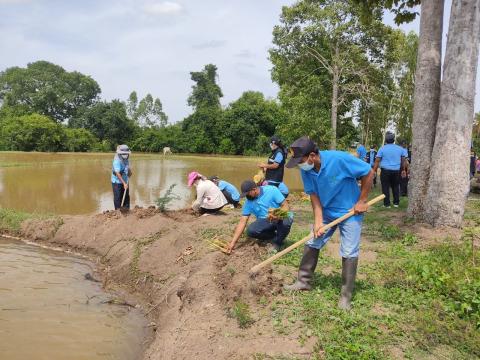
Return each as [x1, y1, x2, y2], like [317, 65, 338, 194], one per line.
[229, 300, 255, 328]
[265, 195, 480, 359]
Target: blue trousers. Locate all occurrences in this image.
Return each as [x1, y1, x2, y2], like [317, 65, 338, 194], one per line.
[247, 217, 293, 246]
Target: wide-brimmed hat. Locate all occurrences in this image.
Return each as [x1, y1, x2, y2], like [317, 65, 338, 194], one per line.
[187, 171, 201, 187]
[285, 136, 317, 168]
[116, 144, 131, 155]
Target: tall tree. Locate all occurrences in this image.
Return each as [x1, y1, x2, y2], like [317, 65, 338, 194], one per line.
[0, 61, 100, 123]
[425, 0, 480, 226]
[126, 91, 138, 120]
[187, 64, 223, 111]
[408, 0, 445, 219]
[135, 94, 168, 128]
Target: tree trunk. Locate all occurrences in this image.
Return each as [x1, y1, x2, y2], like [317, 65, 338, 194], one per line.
[330, 44, 339, 150]
[425, 0, 480, 227]
[407, 0, 445, 220]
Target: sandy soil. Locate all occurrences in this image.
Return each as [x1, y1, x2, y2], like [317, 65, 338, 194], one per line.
[20, 206, 315, 360]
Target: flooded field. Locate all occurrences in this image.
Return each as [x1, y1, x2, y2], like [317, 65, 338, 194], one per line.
[0, 152, 302, 215]
[0, 237, 148, 360]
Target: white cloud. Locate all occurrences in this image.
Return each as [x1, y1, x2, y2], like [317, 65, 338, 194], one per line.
[0, 0, 31, 4]
[142, 1, 182, 15]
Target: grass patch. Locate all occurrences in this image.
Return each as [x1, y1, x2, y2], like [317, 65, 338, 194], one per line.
[229, 300, 255, 328]
[129, 233, 159, 279]
[0, 208, 33, 232]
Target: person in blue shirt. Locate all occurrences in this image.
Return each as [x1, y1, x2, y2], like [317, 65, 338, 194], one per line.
[284, 136, 374, 311]
[356, 144, 367, 161]
[209, 176, 241, 208]
[226, 180, 293, 254]
[372, 132, 406, 207]
[111, 144, 132, 210]
[253, 173, 290, 199]
[366, 146, 377, 186]
[258, 135, 287, 187]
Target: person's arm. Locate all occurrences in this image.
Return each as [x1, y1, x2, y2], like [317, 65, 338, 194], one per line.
[226, 215, 250, 253]
[353, 169, 374, 214]
[310, 193, 325, 237]
[258, 162, 279, 170]
[267, 200, 290, 221]
[372, 157, 381, 175]
[192, 183, 206, 208]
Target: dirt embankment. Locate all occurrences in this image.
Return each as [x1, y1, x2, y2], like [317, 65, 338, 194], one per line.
[19, 207, 313, 360]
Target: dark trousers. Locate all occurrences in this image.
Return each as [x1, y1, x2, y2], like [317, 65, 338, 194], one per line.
[380, 169, 400, 206]
[246, 217, 293, 246]
[200, 204, 226, 214]
[112, 183, 130, 210]
[400, 176, 408, 196]
[221, 190, 240, 208]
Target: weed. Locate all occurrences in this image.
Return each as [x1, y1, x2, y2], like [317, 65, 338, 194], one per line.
[229, 300, 254, 329]
[129, 233, 159, 278]
[155, 184, 180, 212]
[401, 232, 418, 246]
[226, 266, 236, 276]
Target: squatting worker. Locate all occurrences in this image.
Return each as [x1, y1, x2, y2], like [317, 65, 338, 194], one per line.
[209, 176, 241, 208]
[226, 180, 293, 254]
[258, 135, 287, 187]
[284, 136, 374, 311]
[188, 171, 228, 215]
[372, 132, 406, 208]
[112, 144, 132, 210]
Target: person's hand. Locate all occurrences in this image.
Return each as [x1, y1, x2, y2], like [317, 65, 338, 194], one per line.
[313, 219, 325, 238]
[353, 200, 369, 214]
[123, 182, 129, 190]
[226, 241, 235, 254]
[128, 169, 132, 177]
[268, 213, 280, 222]
[257, 163, 266, 169]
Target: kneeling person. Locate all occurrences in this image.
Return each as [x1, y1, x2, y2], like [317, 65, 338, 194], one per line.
[284, 137, 374, 311]
[209, 176, 240, 208]
[227, 180, 293, 253]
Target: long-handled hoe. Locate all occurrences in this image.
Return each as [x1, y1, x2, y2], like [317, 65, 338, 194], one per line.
[248, 194, 385, 277]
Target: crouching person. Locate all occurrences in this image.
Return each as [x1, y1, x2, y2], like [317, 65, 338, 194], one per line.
[284, 137, 374, 311]
[227, 180, 293, 254]
[188, 171, 228, 215]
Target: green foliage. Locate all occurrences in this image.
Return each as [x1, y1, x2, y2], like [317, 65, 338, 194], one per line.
[229, 300, 255, 328]
[64, 128, 99, 152]
[0, 61, 100, 122]
[0, 208, 33, 232]
[187, 64, 223, 110]
[155, 184, 180, 212]
[353, 0, 420, 25]
[0, 113, 65, 151]
[128, 92, 168, 128]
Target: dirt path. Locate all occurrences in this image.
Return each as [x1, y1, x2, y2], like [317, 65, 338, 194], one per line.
[20, 207, 314, 360]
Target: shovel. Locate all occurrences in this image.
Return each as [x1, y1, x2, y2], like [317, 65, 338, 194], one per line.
[249, 194, 385, 275]
[120, 178, 129, 213]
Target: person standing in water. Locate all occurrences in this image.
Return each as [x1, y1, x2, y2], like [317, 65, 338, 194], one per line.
[112, 144, 132, 210]
[258, 136, 287, 187]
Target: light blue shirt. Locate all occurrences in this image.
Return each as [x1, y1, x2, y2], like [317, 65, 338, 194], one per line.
[111, 156, 129, 184]
[377, 144, 405, 171]
[242, 185, 285, 219]
[273, 152, 284, 164]
[357, 145, 367, 161]
[218, 180, 240, 202]
[278, 182, 289, 196]
[301, 151, 371, 219]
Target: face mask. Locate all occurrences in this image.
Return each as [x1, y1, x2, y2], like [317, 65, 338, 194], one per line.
[120, 154, 129, 160]
[246, 194, 256, 201]
[269, 143, 276, 150]
[298, 160, 314, 171]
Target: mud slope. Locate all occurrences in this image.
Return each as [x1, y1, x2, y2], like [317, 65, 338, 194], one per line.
[21, 207, 313, 360]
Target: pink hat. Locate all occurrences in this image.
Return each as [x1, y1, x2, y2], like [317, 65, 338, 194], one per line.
[187, 171, 200, 187]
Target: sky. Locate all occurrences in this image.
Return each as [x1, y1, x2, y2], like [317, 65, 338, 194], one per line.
[0, 0, 478, 123]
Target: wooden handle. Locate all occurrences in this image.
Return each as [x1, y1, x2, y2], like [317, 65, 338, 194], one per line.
[249, 194, 385, 275]
[120, 178, 129, 207]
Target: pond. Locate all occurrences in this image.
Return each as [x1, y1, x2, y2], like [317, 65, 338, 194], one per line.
[0, 237, 148, 359]
[0, 152, 303, 215]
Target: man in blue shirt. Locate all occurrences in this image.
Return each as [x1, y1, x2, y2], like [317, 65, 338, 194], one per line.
[372, 132, 406, 207]
[111, 144, 132, 210]
[356, 143, 367, 161]
[209, 176, 241, 208]
[366, 146, 377, 187]
[226, 180, 293, 253]
[284, 136, 374, 311]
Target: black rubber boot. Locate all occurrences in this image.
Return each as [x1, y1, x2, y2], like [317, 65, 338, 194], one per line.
[338, 257, 358, 310]
[284, 245, 319, 291]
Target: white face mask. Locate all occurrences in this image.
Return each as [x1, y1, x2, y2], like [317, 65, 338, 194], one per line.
[120, 154, 129, 160]
[298, 160, 314, 171]
[270, 143, 276, 150]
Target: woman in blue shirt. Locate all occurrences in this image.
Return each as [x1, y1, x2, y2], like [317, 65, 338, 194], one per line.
[258, 136, 287, 187]
[111, 144, 132, 210]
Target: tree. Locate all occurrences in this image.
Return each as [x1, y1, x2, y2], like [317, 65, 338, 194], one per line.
[0, 61, 100, 123]
[425, 0, 480, 226]
[270, 0, 394, 149]
[0, 113, 65, 151]
[70, 100, 135, 149]
[187, 64, 223, 111]
[64, 128, 99, 152]
[126, 91, 138, 120]
[134, 94, 168, 128]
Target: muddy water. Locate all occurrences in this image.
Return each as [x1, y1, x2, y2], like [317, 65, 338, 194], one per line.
[0, 237, 148, 360]
[0, 152, 303, 214]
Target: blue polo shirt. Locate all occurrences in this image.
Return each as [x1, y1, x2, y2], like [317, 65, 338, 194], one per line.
[300, 151, 371, 219]
[242, 185, 285, 219]
[218, 180, 240, 202]
[377, 144, 405, 171]
[111, 157, 129, 184]
[356, 145, 367, 161]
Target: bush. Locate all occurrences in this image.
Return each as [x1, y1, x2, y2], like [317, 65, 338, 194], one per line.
[65, 128, 99, 152]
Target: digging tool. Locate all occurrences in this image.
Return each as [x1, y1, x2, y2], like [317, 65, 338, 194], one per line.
[120, 177, 129, 212]
[249, 194, 385, 276]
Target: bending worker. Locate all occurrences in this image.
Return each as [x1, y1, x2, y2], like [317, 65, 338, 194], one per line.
[209, 176, 240, 208]
[227, 180, 293, 253]
[284, 136, 373, 310]
[112, 144, 132, 210]
[188, 171, 228, 215]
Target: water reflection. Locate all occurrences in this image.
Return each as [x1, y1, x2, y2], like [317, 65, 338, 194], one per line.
[0, 152, 302, 215]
